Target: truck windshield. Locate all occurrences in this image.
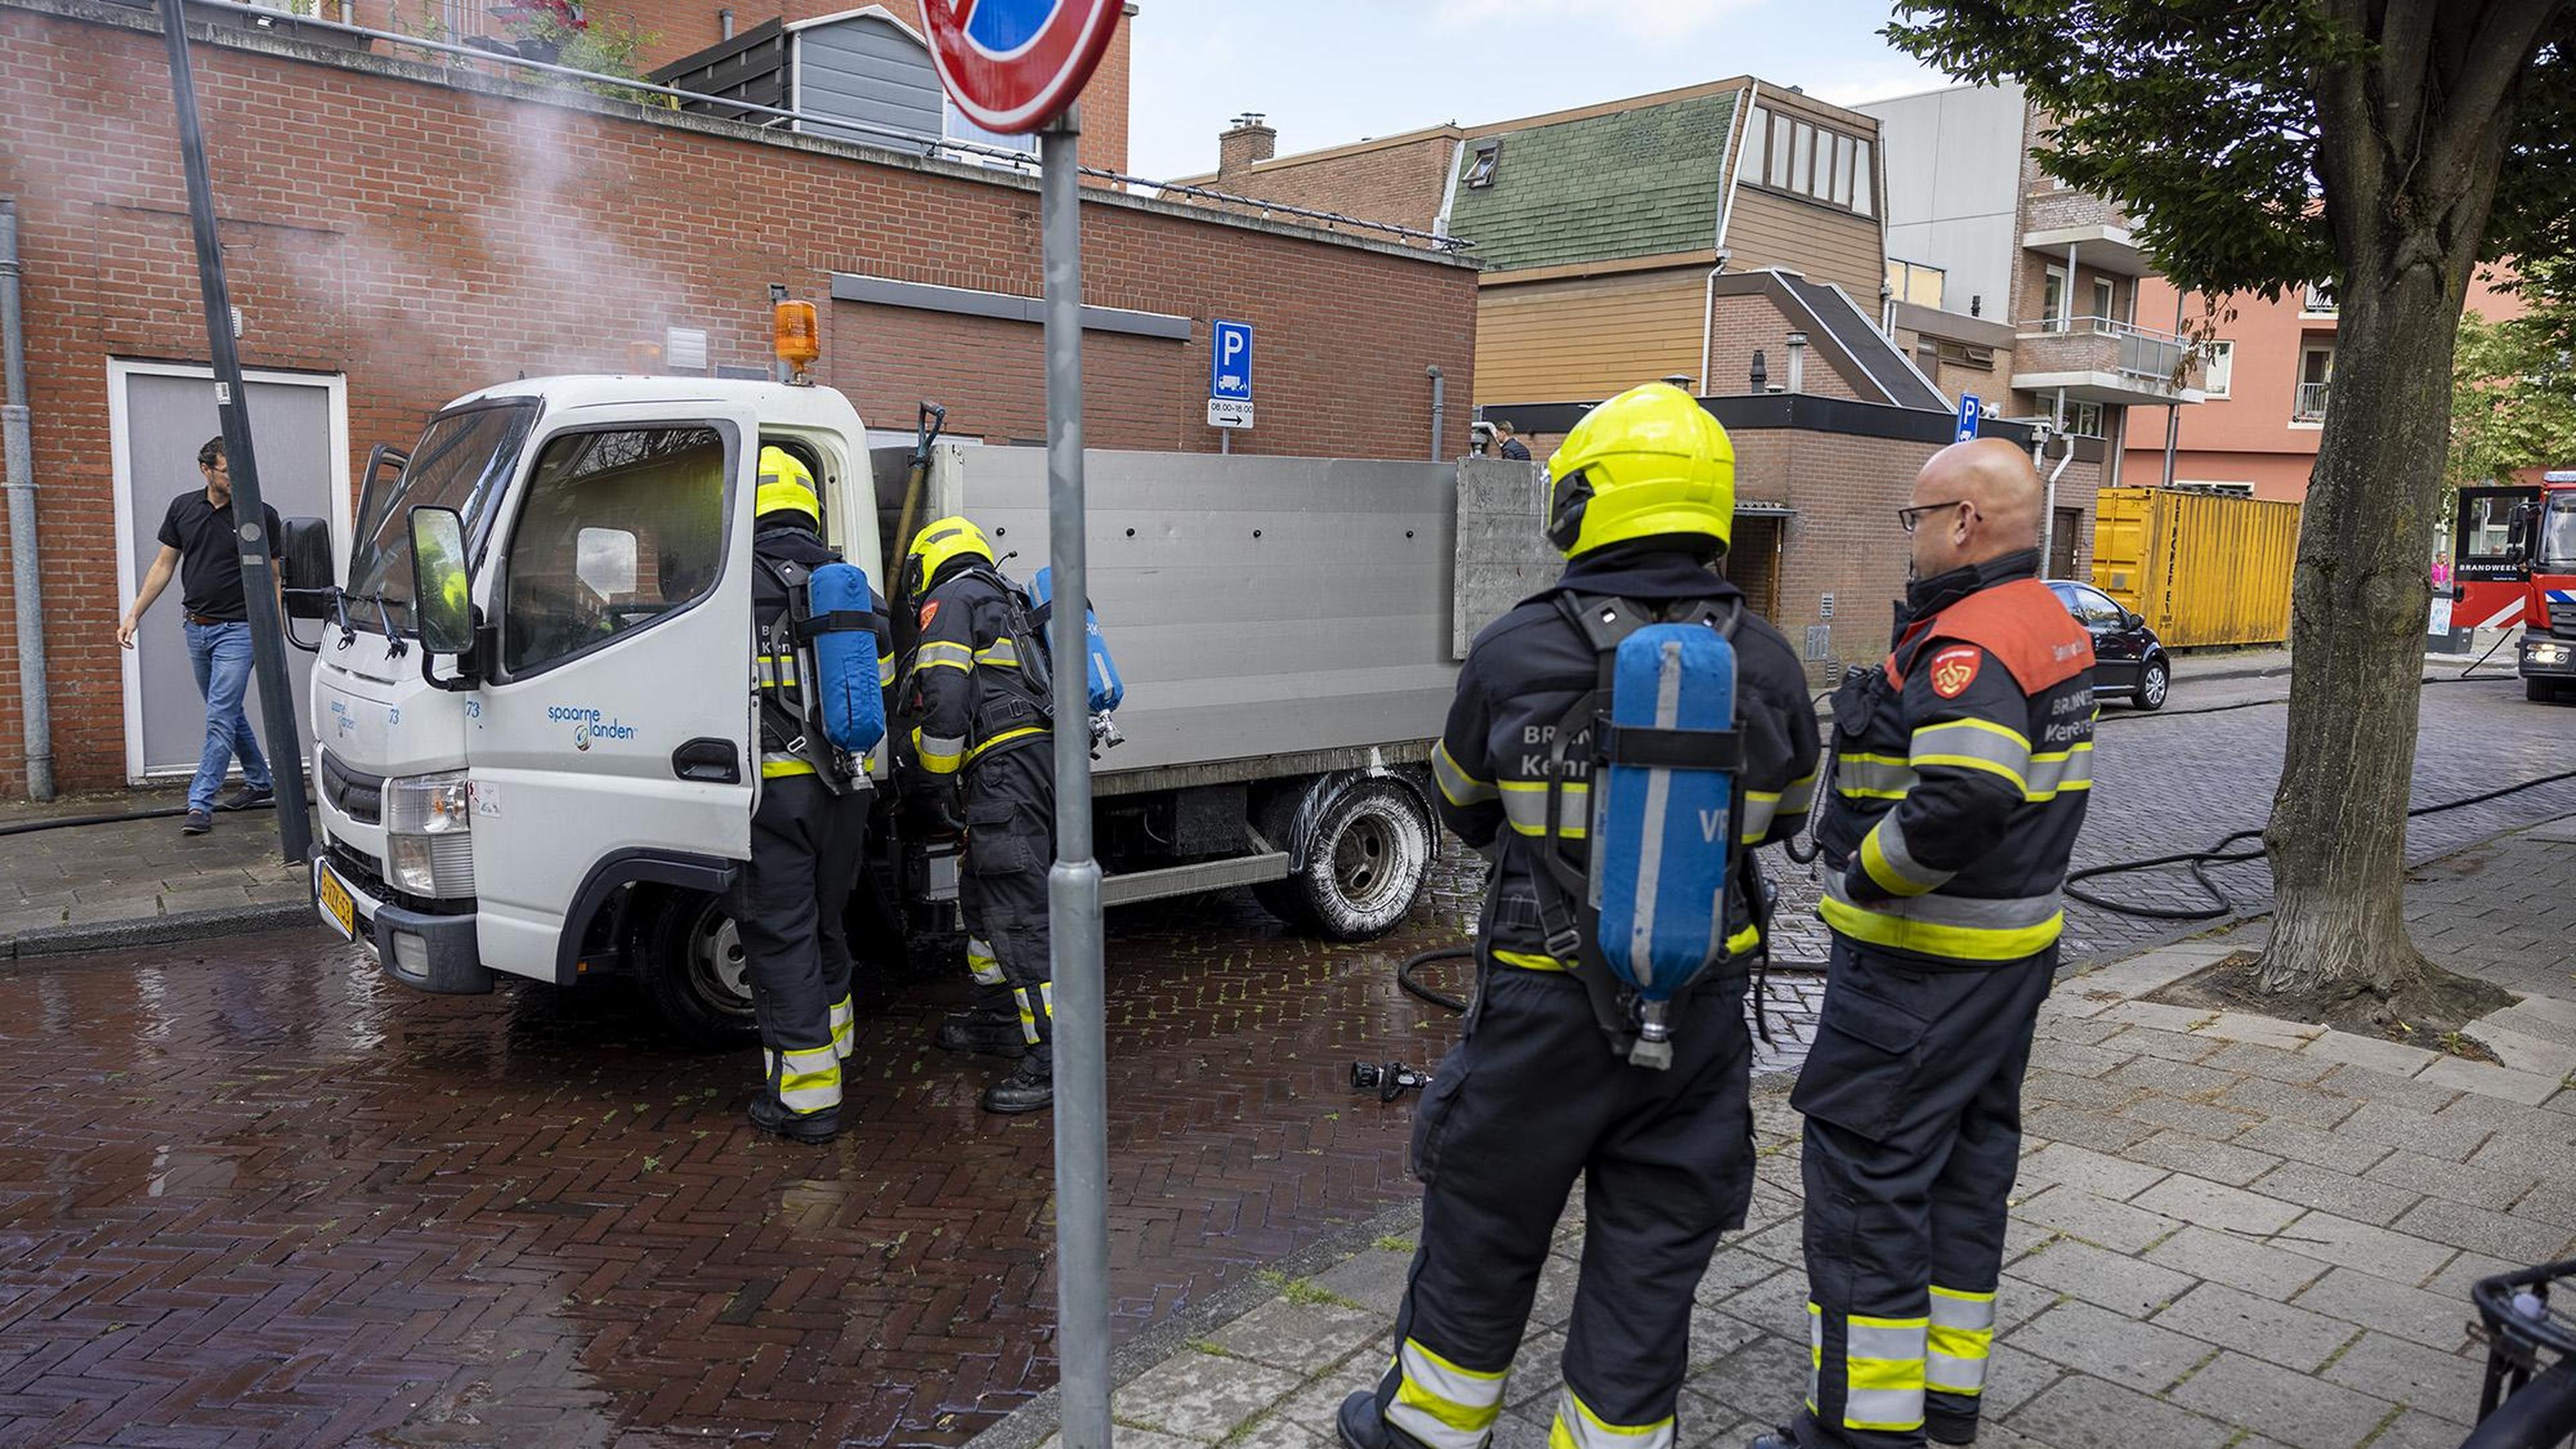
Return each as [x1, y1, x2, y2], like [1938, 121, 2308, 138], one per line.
[2543, 496, 2576, 570]
[347, 402, 541, 629]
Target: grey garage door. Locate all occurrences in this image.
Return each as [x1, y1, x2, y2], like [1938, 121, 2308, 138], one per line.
[119, 368, 339, 782]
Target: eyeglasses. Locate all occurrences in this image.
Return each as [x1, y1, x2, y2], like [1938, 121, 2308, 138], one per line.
[1896, 499, 1978, 533]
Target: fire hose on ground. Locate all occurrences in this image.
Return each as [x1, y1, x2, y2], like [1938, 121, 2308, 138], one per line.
[1357, 763, 2576, 1097]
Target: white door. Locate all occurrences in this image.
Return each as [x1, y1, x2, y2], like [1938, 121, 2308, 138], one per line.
[109, 362, 352, 783]
[464, 407, 759, 978]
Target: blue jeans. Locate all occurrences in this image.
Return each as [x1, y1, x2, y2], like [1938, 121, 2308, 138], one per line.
[183, 619, 272, 812]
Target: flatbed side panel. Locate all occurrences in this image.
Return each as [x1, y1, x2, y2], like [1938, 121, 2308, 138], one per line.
[949, 447, 1464, 777]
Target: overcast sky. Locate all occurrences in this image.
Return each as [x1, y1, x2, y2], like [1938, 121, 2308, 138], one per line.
[1124, 0, 1950, 183]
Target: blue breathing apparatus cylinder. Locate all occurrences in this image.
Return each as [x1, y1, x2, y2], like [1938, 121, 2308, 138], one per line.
[1589, 621, 1739, 1069]
[803, 560, 887, 755]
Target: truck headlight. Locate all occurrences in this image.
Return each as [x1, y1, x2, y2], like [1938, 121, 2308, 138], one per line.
[2530, 641, 2571, 666]
[385, 770, 474, 896]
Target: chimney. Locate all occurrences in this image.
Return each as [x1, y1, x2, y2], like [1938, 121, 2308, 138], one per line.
[1785, 331, 1809, 394]
[1218, 113, 1276, 179]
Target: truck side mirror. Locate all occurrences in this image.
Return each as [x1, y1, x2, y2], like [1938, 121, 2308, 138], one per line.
[409, 504, 475, 657]
[279, 515, 335, 620]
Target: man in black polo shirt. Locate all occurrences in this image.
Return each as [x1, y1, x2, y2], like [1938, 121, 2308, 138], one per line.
[116, 435, 284, 835]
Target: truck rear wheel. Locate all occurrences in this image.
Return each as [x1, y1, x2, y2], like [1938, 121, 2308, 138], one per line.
[634, 888, 759, 1049]
[1253, 774, 1434, 941]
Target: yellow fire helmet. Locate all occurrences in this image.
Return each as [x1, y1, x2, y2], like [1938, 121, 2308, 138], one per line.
[905, 514, 996, 600]
[1542, 382, 1737, 558]
[755, 445, 821, 525]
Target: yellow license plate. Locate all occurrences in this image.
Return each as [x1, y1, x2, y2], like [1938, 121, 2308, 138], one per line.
[317, 866, 357, 940]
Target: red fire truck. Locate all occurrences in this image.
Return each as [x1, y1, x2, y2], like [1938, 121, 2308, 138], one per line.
[2453, 473, 2576, 701]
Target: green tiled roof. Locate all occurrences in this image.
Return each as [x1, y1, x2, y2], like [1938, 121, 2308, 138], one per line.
[1446, 90, 1739, 272]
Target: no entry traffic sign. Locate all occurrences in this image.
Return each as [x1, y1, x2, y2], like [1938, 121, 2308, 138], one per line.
[924, 0, 1126, 136]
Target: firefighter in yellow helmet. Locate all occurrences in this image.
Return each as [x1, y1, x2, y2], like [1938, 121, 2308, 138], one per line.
[898, 515, 1060, 1114]
[736, 444, 893, 1143]
[1335, 384, 1820, 1449]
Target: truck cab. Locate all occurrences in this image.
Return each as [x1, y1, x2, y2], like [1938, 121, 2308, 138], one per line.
[308, 376, 882, 1036]
[2514, 475, 2576, 701]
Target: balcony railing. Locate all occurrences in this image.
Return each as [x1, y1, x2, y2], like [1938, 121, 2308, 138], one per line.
[2302, 283, 2338, 315]
[2295, 381, 2330, 421]
[2019, 315, 2194, 386]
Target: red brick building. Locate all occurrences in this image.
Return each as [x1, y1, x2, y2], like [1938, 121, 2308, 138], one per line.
[0, 0, 1476, 794]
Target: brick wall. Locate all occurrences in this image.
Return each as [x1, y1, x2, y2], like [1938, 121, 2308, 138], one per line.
[0, 0, 1471, 792]
[1179, 131, 1459, 241]
[1703, 292, 1864, 401]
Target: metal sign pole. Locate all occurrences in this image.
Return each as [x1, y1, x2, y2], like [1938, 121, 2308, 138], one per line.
[158, 0, 313, 865]
[1040, 106, 1112, 1449]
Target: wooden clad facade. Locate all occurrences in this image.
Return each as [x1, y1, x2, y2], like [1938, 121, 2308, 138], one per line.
[1474, 266, 1712, 403]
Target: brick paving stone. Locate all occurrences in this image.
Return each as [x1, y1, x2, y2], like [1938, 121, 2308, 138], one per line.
[2116, 1093, 2263, 1143]
[1208, 1299, 1385, 1376]
[2012, 1142, 2170, 1202]
[2299, 1032, 2443, 1079]
[2004, 1301, 2213, 1393]
[2161, 1351, 2394, 1449]
[2013, 1185, 2185, 1254]
[1697, 1243, 1792, 1303]
[2199, 1012, 2326, 1052]
[2417, 1056, 2563, 1107]
[2019, 1106, 2157, 1157]
[2101, 1002, 2218, 1037]
[2035, 1017, 2129, 1047]
[1682, 1332, 1807, 1424]
[2419, 1250, 2524, 1302]
[1682, 1297, 1765, 1375]
[2363, 1149, 2541, 1215]
[2340, 1102, 2498, 1163]
[2102, 1024, 2228, 1065]
[2143, 1226, 2328, 1300]
[1110, 1354, 1307, 1443]
[2217, 1077, 2361, 1131]
[1502, 1329, 1566, 1413]
[1265, 1339, 1393, 1440]
[2288, 1267, 2477, 1354]
[2266, 1212, 2460, 1287]
[2243, 1161, 2424, 1224]
[2107, 1055, 2241, 1102]
[2235, 1117, 2397, 1172]
[2393, 1197, 2576, 1263]
[1715, 1267, 1812, 1340]
[2004, 1238, 2195, 1317]
[2004, 1372, 2235, 1449]
[2363, 1408, 2489, 1449]
[2131, 1175, 2304, 1237]
[1980, 1340, 2067, 1420]
[2198, 1040, 2339, 1085]
[2026, 1039, 2135, 1079]
[1222, 1413, 1330, 1449]
[2149, 1283, 2359, 1373]
[2316, 1332, 2485, 1425]
[2022, 1069, 2145, 1114]
[2124, 1130, 2282, 1188]
[2314, 1064, 2461, 1115]
[2457, 1022, 2576, 1081]
[1309, 1251, 1415, 1320]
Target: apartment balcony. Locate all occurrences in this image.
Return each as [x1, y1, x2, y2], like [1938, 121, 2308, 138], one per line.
[2011, 316, 2206, 407]
[2021, 189, 2153, 275]
[2294, 380, 2330, 421]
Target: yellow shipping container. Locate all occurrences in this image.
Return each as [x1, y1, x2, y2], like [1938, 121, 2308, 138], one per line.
[2090, 488, 2303, 648]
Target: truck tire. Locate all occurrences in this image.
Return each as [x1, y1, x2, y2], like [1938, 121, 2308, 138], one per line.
[633, 888, 759, 1049]
[1254, 773, 1434, 941]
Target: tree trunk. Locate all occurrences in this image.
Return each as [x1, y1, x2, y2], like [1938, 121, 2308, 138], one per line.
[2253, 10, 2530, 997]
[2255, 274, 2457, 995]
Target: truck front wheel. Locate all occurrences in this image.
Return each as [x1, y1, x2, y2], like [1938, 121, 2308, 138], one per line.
[1253, 774, 1434, 941]
[2532, 678, 2569, 703]
[634, 888, 760, 1048]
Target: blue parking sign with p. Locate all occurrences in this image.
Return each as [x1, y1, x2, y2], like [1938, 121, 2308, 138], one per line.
[1956, 393, 1982, 442]
[1211, 319, 1253, 400]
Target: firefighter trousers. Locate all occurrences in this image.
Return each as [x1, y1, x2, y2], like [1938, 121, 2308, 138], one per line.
[737, 773, 873, 1116]
[1366, 965, 1755, 1449]
[961, 744, 1056, 1049]
[1786, 937, 2055, 1449]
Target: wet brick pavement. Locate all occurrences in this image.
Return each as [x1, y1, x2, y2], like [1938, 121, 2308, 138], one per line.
[0, 676, 2570, 1447]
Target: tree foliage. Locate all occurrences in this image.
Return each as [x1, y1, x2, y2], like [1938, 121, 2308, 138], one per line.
[2450, 272, 2576, 487]
[1885, 3, 2576, 306]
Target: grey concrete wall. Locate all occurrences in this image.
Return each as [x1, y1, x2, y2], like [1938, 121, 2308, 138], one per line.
[1855, 82, 2025, 322]
[1450, 456, 1558, 659]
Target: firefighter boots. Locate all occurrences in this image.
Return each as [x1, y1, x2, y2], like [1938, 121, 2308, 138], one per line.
[981, 1046, 1054, 1114]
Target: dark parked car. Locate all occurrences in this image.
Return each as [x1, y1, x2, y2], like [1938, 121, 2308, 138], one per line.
[2048, 579, 2171, 710]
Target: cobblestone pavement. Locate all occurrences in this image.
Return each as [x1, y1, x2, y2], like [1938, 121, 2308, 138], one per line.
[1035, 816, 2576, 1449]
[0, 679, 2570, 1446]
